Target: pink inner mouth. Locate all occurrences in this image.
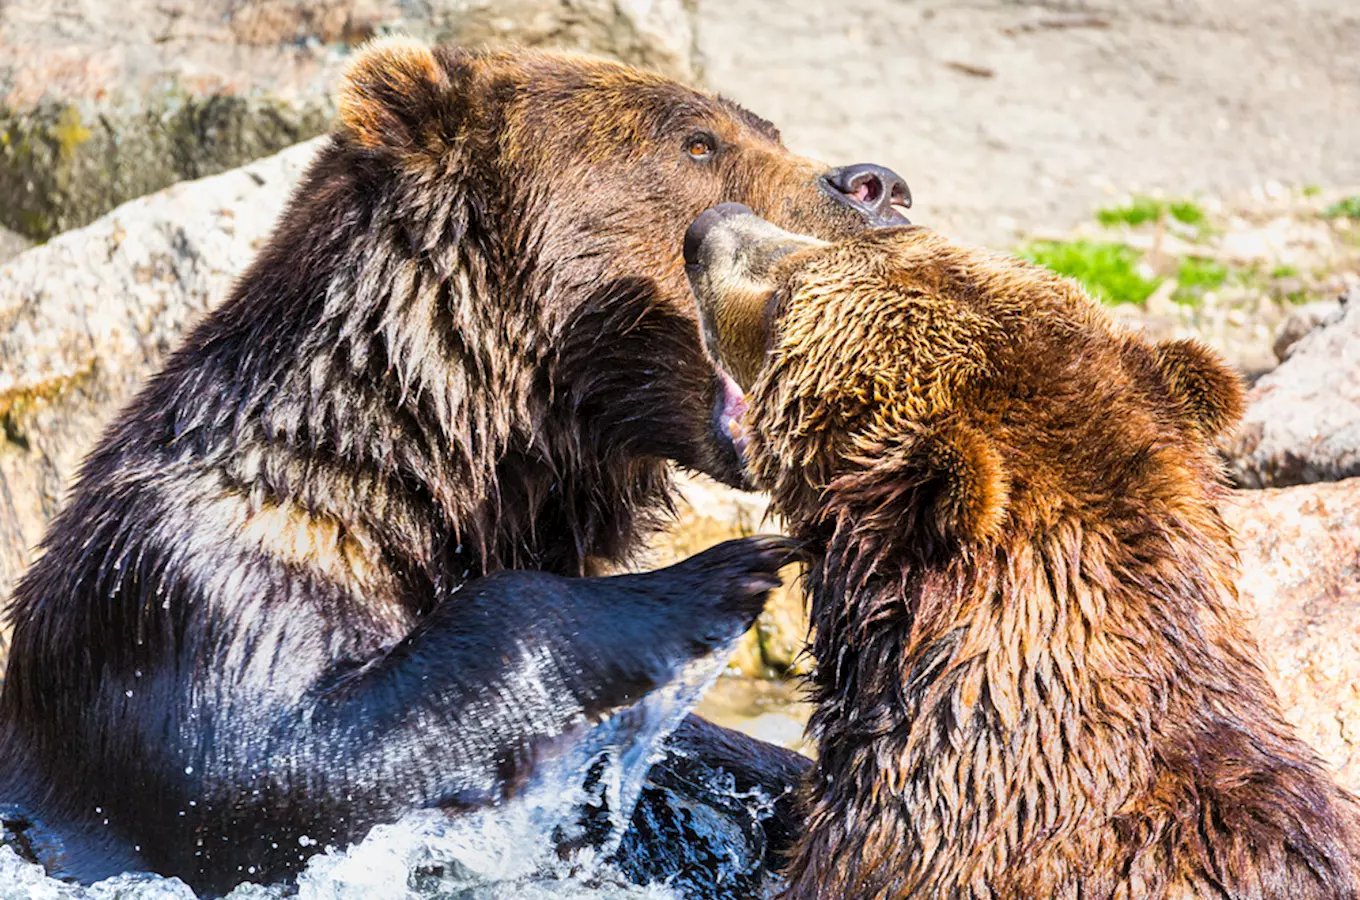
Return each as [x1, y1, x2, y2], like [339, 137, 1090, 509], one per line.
[716, 370, 750, 459]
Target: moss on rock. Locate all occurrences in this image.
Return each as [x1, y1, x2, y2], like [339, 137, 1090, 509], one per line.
[0, 90, 332, 240]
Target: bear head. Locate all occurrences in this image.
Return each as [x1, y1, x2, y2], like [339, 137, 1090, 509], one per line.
[323, 38, 912, 488]
[684, 210, 1245, 560]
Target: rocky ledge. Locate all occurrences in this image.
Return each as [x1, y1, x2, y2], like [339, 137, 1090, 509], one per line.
[0, 0, 699, 241]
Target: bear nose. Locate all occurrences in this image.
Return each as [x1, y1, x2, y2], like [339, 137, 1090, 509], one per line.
[684, 202, 754, 266]
[823, 164, 911, 226]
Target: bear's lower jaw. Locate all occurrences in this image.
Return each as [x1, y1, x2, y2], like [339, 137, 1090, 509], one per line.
[714, 369, 750, 462]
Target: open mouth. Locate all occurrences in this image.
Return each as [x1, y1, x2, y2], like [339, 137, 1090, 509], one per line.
[714, 368, 750, 460]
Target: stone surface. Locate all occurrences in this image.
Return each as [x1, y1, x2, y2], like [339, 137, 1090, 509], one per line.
[1225, 479, 1360, 792]
[0, 0, 699, 240]
[1274, 297, 1345, 363]
[697, 0, 1360, 249]
[0, 227, 31, 266]
[0, 139, 325, 665]
[1226, 290, 1360, 488]
[403, 0, 700, 84]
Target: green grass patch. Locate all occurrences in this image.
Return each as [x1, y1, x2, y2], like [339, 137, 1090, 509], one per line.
[1096, 195, 1207, 229]
[1323, 196, 1360, 219]
[1302, 184, 1322, 198]
[1167, 200, 1207, 227]
[1096, 196, 1164, 228]
[1021, 240, 1160, 305]
[1177, 257, 1227, 290]
[1270, 264, 1300, 279]
[1172, 256, 1228, 304]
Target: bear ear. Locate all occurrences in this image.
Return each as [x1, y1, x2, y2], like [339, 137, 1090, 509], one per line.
[829, 421, 1010, 552]
[337, 36, 450, 156]
[919, 422, 1010, 546]
[1151, 338, 1245, 441]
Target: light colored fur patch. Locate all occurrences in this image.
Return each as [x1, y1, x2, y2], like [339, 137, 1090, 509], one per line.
[240, 498, 380, 591]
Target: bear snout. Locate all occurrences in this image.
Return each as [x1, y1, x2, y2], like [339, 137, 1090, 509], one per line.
[685, 209, 825, 392]
[821, 163, 912, 226]
[683, 202, 754, 269]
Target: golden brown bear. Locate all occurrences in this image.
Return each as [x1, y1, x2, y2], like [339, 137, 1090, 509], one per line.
[684, 206, 1360, 900]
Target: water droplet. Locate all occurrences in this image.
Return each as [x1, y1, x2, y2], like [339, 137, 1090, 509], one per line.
[184, 765, 194, 775]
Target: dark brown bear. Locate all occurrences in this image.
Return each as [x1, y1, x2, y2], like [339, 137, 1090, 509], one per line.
[685, 209, 1360, 900]
[0, 39, 911, 893]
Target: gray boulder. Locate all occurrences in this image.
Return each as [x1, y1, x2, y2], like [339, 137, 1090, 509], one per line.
[1226, 290, 1360, 488]
[0, 228, 31, 266]
[0, 0, 699, 241]
[403, 0, 701, 83]
[1272, 298, 1345, 363]
[1226, 479, 1360, 791]
[0, 139, 324, 662]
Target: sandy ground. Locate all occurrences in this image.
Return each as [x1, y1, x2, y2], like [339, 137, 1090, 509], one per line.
[696, 0, 1360, 247]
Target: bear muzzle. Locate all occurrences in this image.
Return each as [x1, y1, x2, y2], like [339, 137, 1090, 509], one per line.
[685, 207, 825, 386]
[685, 208, 831, 466]
[821, 164, 912, 227]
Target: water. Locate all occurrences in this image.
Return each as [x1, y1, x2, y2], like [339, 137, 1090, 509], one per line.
[0, 656, 802, 899]
[692, 677, 812, 758]
[0, 825, 676, 900]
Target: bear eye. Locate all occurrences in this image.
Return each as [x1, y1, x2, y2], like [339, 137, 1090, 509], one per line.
[685, 132, 718, 161]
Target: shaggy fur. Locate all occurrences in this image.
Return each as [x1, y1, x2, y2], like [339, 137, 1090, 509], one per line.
[0, 41, 895, 891]
[687, 220, 1360, 899]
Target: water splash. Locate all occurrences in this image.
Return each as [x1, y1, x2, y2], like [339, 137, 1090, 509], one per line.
[0, 641, 741, 899]
[0, 833, 674, 900]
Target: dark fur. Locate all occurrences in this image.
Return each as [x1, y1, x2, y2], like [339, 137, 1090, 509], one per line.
[0, 42, 883, 891]
[689, 223, 1360, 899]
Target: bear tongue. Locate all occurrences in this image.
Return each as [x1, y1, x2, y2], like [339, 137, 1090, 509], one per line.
[717, 371, 750, 459]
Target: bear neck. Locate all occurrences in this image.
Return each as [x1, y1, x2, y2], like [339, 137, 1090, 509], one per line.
[789, 493, 1305, 899]
[127, 143, 676, 588]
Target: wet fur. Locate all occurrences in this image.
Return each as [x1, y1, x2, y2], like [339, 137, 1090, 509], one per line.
[0, 42, 874, 892]
[707, 227, 1360, 899]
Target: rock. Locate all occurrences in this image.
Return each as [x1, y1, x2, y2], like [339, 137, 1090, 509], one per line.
[0, 139, 325, 666]
[1272, 297, 1344, 362]
[1225, 290, 1360, 487]
[0, 0, 363, 240]
[1225, 479, 1360, 792]
[0, 0, 699, 241]
[615, 716, 808, 899]
[0, 228, 31, 266]
[403, 0, 702, 85]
